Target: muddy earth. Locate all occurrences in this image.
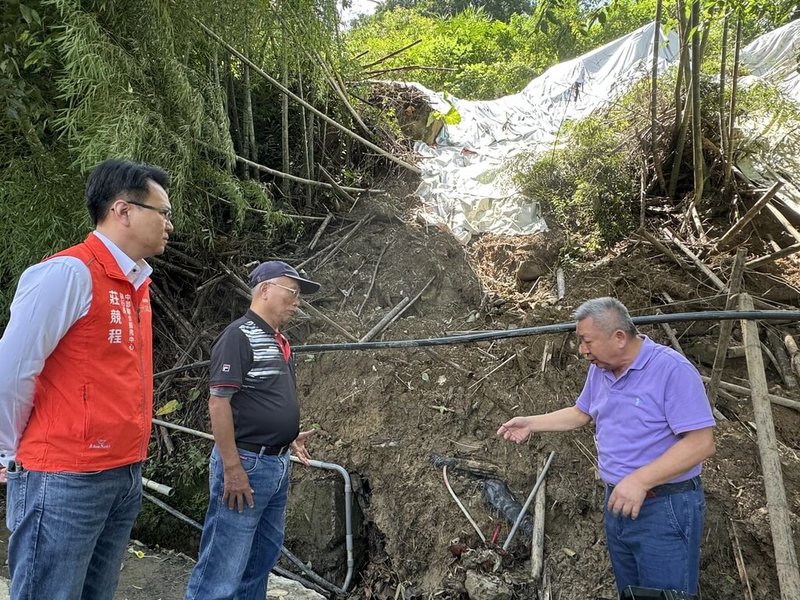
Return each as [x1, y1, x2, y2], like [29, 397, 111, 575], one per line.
[3, 176, 800, 599]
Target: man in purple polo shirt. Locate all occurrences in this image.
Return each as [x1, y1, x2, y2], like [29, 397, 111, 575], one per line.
[498, 297, 716, 598]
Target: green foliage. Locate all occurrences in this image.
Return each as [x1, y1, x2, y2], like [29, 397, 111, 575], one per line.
[514, 116, 638, 250]
[380, 0, 535, 21]
[0, 0, 349, 322]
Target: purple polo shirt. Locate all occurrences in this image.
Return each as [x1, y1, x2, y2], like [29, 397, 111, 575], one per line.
[575, 336, 715, 485]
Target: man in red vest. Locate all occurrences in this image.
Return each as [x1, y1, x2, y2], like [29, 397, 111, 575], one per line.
[0, 159, 172, 600]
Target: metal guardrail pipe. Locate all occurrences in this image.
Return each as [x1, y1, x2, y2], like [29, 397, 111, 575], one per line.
[150, 418, 354, 595]
[142, 477, 174, 497]
[502, 451, 556, 552]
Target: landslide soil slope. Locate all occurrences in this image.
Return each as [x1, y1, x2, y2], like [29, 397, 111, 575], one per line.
[282, 180, 800, 600]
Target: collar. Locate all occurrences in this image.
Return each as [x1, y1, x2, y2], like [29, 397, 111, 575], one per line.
[624, 335, 656, 372]
[92, 231, 152, 289]
[246, 309, 276, 334]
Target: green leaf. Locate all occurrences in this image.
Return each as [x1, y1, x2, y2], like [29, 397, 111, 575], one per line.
[155, 399, 182, 416]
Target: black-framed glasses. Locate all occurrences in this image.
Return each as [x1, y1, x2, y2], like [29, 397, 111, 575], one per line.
[265, 281, 301, 298]
[127, 200, 173, 222]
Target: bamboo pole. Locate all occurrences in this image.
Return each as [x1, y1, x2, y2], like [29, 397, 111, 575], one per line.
[745, 243, 800, 269]
[690, 0, 705, 205]
[195, 19, 421, 174]
[234, 154, 384, 193]
[361, 39, 422, 69]
[650, 0, 666, 194]
[723, 19, 743, 200]
[707, 248, 746, 405]
[662, 227, 726, 289]
[738, 293, 800, 599]
[765, 202, 800, 245]
[716, 181, 784, 248]
[530, 456, 547, 581]
[700, 376, 800, 412]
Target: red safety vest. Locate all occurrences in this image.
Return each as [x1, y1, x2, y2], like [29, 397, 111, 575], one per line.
[17, 234, 153, 471]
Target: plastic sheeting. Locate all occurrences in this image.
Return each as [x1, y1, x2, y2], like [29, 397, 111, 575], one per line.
[737, 19, 800, 220]
[411, 21, 679, 242]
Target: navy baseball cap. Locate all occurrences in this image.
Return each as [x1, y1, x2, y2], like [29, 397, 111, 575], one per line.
[249, 261, 321, 294]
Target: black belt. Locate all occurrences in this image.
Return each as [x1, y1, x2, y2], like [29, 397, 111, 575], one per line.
[236, 441, 290, 456]
[608, 475, 701, 499]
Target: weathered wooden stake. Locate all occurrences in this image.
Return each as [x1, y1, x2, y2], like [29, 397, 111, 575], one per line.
[739, 293, 800, 600]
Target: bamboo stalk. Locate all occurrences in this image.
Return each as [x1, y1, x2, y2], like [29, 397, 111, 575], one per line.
[361, 39, 422, 69]
[301, 301, 358, 342]
[234, 153, 384, 193]
[195, 19, 420, 175]
[360, 297, 411, 342]
[690, 0, 705, 205]
[766, 329, 798, 389]
[662, 227, 726, 289]
[723, 19, 743, 200]
[716, 181, 784, 248]
[745, 243, 800, 269]
[358, 240, 392, 316]
[738, 293, 800, 599]
[530, 456, 547, 581]
[309, 213, 333, 251]
[700, 376, 800, 412]
[318, 164, 358, 209]
[707, 248, 746, 405]
[316, 215, 373, 270]
[764, 202, 800, 245]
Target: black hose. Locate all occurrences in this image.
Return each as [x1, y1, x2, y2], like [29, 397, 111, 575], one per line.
[153, 309, 800, 378]
[297, 310, 800, 353]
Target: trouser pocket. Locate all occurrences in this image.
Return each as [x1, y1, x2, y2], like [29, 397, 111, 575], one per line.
[6, 470, 27, 531]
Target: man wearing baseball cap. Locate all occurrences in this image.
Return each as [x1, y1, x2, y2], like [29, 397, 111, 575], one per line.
[185, 261, 320, 600]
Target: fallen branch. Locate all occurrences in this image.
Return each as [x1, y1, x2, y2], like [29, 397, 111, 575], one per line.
[360, 297, 410, 342]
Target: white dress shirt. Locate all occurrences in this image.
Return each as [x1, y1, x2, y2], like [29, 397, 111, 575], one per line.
[0, 231, 152, 465]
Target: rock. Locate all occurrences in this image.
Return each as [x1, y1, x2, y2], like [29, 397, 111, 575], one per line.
[267, 574, 326, 599]
[464, 570, 512, 600]
[516, 260, 547, 282]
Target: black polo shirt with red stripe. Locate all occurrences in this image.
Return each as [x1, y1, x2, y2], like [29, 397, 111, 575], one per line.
[209, 310, 300, 448]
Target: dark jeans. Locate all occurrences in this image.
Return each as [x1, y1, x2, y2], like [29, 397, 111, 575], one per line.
[604, 477, 705, 598]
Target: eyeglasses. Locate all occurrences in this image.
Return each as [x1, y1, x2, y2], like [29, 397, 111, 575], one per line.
[127, 200, 173, 222]
[265, 281, 301, 298]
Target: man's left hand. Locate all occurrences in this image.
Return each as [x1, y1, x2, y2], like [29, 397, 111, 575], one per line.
[607, 475, 648, 519]
[291, 430, 316, 466]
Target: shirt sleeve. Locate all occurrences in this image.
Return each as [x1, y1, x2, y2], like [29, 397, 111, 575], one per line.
[664, 360, 716, 434]
[0, 257, 92, 465]
[208, 326, 251, 391]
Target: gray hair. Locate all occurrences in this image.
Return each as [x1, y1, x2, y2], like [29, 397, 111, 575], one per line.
[572, 297, 637, 336]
